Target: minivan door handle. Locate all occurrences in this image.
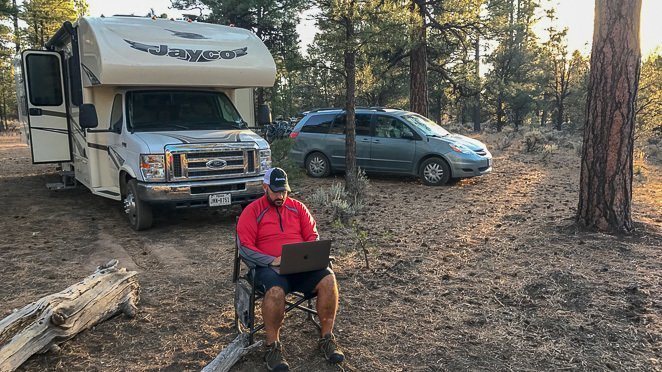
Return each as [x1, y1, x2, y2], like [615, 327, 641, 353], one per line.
[372, 139, 380, 143]
[360, 138, 370, 142]
[29, 108, 42, 116]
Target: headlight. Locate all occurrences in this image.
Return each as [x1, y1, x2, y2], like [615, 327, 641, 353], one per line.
[449, 143, 471, 154]
[259, 149, 272, 172]
[140, 154, 165, 181]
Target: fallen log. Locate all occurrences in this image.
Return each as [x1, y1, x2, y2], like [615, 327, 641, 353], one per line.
[0, 259, 139, 372]
[202, 333, 263, 372]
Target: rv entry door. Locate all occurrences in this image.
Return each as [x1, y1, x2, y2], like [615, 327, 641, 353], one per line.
[21, 50, 71, 164]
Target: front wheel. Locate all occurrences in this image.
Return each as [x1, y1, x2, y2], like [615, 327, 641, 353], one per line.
[419, 158, 451, 186]
[123, 179, 153, 231]
[305, 152, 331, 178]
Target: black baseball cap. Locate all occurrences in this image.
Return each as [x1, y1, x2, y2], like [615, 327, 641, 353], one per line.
[263, 167, 291, 192]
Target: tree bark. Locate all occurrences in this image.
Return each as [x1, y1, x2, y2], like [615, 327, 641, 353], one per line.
[12, 0, 20, 53]
[343, 4, 358, 198]
[202, 334, 262, 372]
[576, 0, 641, 233]
[409, 0, 428, 117]
[473, 36, 481, 132]
[0, 260, 139, 372]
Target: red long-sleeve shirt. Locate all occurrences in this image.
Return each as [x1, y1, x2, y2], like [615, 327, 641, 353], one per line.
[237, 195, 319, 267]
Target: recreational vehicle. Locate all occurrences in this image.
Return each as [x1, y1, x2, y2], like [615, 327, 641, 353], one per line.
[15, 16, 276, 230]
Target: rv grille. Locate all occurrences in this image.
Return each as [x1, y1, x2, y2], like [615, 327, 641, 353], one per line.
[165, 144, 260, 182]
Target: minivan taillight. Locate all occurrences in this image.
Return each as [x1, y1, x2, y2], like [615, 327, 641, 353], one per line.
[289, 132, 299, 139]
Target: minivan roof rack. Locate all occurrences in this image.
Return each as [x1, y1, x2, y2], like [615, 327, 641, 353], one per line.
[307, 106, 398, 113]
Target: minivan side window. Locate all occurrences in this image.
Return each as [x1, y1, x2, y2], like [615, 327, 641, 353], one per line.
[110, 94, 123, 132]
[330, 113, 371, 136]
[374, 115, 416, 139]
[301, 113, 335, 133]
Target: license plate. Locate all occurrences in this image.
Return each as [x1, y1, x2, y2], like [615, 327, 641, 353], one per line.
[209, 193, 231, 207]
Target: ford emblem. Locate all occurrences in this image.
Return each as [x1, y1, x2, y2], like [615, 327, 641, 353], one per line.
[206, 159, 227, 169]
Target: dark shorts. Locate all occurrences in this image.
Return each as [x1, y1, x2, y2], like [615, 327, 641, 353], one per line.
[253, 267, 333, 299]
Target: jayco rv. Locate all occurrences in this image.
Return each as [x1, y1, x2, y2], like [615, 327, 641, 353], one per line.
[15, 16, 276, 230]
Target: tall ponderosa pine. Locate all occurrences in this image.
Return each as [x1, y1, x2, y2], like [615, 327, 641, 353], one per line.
[576, 0, 641, 233]
[20, 0, 86, 48]
[484, 0, 538, 131]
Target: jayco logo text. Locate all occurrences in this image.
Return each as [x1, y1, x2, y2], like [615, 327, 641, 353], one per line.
[125, 40, 247, 63]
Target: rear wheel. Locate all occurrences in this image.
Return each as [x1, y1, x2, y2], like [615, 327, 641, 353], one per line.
[419, 157, 451, 186]
[305, 152, 331, 178]
[123, 179, 153, 231]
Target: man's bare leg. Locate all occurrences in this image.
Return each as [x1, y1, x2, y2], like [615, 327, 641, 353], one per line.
[263, 286, 286, 344]
[314, 274, 339, 336]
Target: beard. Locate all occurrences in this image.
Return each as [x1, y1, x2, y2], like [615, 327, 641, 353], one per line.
[266, 191, 286, 206]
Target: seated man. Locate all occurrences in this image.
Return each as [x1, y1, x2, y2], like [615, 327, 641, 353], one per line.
[237, 167, 344, 371]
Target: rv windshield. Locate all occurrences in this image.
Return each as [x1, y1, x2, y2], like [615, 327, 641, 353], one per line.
[127, 90, 245, 132]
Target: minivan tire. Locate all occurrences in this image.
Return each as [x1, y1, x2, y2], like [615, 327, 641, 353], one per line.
[420, 157, 451, 186]
[305, 152, 331, 178]
[124, 179, 153, 231]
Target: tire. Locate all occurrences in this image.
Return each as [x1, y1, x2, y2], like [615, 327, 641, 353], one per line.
[123, 179, 153, 231]
[305, 152, 331, 178]
[419, 157, 451, 186]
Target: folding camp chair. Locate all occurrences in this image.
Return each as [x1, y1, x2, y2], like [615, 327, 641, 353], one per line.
[233, 221, 322, 344]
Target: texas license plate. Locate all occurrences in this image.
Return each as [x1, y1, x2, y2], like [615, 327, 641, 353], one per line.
[209, 193, 231, 207]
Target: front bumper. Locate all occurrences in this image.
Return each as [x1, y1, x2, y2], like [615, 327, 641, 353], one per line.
[136, 176, 263, 206]
[446, 153, 493, 178]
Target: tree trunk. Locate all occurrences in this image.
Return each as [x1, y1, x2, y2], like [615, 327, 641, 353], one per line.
[12, 0, 20, 53]
[409, 0, 428, 117]
[555, 101, 564, 130]
[496, 93, 504, 132]
[576, 0, 641, 234]
[0, 260, 139, 371]
[343, 7, 358, 198]
[473, 36, 481, 132]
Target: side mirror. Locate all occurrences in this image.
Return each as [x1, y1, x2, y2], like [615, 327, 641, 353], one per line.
[257, 104, 272, 126]
[79, 104, 99, 129]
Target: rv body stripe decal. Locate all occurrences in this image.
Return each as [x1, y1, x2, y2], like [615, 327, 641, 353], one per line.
[68, 117, 87, 158]
[87, 142, 108, 151]
[107, 147, 125, 169]
[36, 110, 68, 118]
[81, 64, 101, 85]
[29, 126, 69, 135]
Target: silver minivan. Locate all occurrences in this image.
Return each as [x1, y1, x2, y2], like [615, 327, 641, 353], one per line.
[288, 108, 492, 186]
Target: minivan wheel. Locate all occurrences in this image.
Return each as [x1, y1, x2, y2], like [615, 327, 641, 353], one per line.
[124, 179, 153, 231]
[420, 158, 451, 186]
[305, 152, 331, 178]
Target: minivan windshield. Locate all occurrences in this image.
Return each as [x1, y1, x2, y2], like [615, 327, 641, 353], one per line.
[401, 113, 450, 137]
[127, 90, 245, 132]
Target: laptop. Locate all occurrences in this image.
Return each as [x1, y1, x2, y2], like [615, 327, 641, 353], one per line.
[277, 240, 332, 275]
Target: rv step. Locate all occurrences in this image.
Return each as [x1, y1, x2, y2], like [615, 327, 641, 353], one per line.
[47, 171, 77, 190]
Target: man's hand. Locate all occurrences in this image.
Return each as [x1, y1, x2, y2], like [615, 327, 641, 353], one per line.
[271, 256, 281, 267]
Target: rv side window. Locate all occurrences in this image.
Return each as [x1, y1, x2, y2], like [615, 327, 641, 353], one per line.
[26, 54, 63, 106]
[110, 94, 123, 132]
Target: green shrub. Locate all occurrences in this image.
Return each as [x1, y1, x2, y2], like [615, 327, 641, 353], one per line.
[523, 130, 545, 153]
[310, 171, 369, 224]
[269, 138, 305, 183]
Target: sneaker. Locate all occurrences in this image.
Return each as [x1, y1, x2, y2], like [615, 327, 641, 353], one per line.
[264, 341, 289, 371]
[318, 333, 345, 364]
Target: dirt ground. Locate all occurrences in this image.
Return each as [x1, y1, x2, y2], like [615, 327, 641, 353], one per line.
[0, 133, 660, 372]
